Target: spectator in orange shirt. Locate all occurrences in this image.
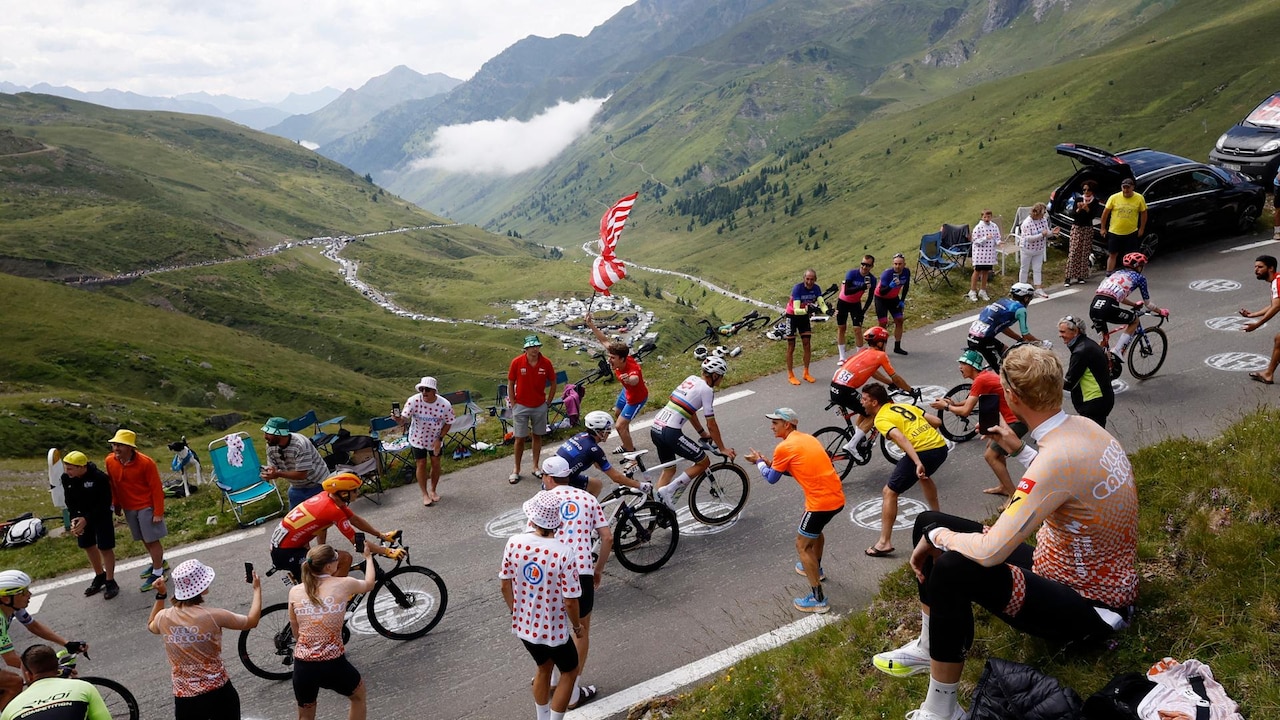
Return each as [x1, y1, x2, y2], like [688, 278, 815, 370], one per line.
[104, 429, 168, 593]
[745, 408, 845, 614]
[507, 335, 556, 485]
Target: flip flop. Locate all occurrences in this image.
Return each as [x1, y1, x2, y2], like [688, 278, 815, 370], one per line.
[865, 546, 895, 557]
[568, 685, 598, 710]
[1249, 372, 1274, 385]
[508, 473, 521, 484]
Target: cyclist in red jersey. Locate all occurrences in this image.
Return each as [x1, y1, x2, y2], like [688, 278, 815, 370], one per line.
[829, 327, 916, 459]
[268, 474, 401, 582]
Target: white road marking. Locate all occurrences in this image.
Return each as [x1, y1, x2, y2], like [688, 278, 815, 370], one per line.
[1205, 352, 1270, 372]
[927, 289, 1078, 335]
[1220, 238, 1278, 253]
[569, 613, 837, 720]
[28, 594, 46, 614]
[29, 527, 266, 595]
[1188, 279, 1242, 292]
[547, 389, 756, 454]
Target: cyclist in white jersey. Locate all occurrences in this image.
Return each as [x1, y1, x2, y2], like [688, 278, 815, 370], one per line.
[649, 357, 735, 509]
[1088, 252, 1166, 358]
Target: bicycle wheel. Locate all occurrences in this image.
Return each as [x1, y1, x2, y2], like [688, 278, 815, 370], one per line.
[813, 426, 854, 480]
[81, 677, 139, 720]
[239, 602, 334, 681]
[687, 462, 749, 525]
[881, 434, 907, 465]
[936, 383, 977, 442]
[367, 565, 448, 640]
[1127, 327, 1168, 379]
[612, 501, 679, 573]
[744, 315, 772, 331]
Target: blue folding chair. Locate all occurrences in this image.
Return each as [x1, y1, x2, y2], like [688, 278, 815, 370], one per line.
[208, 433, 285, 527]
[287, 410, 346, 453]
[370, 416, 414, 482]
[916, 231, 959, 290]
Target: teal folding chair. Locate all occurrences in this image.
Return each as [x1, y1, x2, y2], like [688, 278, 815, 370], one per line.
[208, 433, 286, 527]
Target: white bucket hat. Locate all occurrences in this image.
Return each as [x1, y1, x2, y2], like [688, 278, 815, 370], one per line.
[523, 491, 563, 530]
[172, 559, 216, 600]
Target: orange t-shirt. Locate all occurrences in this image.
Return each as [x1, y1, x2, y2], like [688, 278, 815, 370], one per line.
[289, 575, 366, 661]
[770, 431, 845, 512]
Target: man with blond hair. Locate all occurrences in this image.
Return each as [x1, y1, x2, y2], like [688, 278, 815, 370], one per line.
[871, 344, 1138, 720]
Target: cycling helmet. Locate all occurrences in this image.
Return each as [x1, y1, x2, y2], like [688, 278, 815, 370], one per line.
[863, 326, 889, 344]
[584, 410, 614, 434]
[1122, 252, 1148, 270]
[693, 344, 709, 360]
[322, 472, 362, 494]
[701, 356, 728, 377]
[1010, 282, 1035, 301]
[0, 570, 31, 596]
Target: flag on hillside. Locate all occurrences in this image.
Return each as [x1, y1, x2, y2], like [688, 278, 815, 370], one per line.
[590, 192, 638, 296]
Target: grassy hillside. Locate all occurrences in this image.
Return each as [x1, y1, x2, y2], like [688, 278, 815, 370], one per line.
[0, 92, 449, 279]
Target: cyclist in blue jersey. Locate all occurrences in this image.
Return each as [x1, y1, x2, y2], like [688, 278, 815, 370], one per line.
[0, 571, 88, 709]
[966, 283, 1042, 372]
[650, 357, 735, 509]
[1088, 252, 1166, 360]
[553, 412, 648, 497]
[784, 269, 826, 385]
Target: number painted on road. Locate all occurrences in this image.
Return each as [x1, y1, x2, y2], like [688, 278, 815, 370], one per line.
[1205, 316, 1256, 332]
[1111, 379, 1129, 395]
[1205, 352, 1270, 372]
[1189, 279, 1242, 292]
[849, 497, 928, 531]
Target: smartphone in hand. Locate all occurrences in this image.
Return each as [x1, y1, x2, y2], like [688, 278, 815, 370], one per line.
[354, 532, 366, 554]
[977, 394, 1001, 435]
[391, 402, 401, 417]
[244, 562, 254, 584]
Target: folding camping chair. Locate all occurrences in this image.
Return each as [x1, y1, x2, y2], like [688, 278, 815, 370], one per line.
[439, 390, 485, 459]
[996, 206, 1033, 275]
[208, 433, 285, 527]
[916, 231, 958, 290]
[287, 410, 347, 454]
[331, 434, 383, 504]
[939, 223, 971, 268]
[369, 415, 414, 483]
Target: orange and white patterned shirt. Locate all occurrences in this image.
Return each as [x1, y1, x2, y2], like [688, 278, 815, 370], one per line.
[153, 605, 246, 697]
[289, 575, 365, 661]
[933, 412, 1139, 609]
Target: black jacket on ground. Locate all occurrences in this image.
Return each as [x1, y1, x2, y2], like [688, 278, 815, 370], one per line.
[61, 462, 113, 518]
[968, 658, 1084, 720]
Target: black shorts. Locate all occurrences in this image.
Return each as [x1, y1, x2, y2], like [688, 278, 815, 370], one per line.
[835, 299, 866, 327]
[412, 445, 441, 460]
[1106, 231, 1139, 255]
[1089, 295, 1135, 327]
[887, 446, 949, 494]
[270, 546, 309, 584]
[577, 575, 595, 618]
[76, 509, 116, 551]
[174, 680, 240, 720]
[292, 655, 362, 706]
[783, 313, 812, 338]
[973, 264, 994, 272]
[567, 474, 590, 492]
[650, 426, 707, 465]
[522, 638, 579, 673]
[829, 385, 866, 416]
[874, 296, 904, 321]
[798, 506, 844, 539]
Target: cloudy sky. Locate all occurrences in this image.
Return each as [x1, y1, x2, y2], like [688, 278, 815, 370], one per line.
[2, 0, 635, 102]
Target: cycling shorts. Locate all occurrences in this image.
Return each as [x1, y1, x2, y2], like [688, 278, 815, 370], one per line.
[614, 391, 647, 421]
[577, 575, 595, 618]
[292, 655, 362, 706]
[783, 314, 812, 338]
[649, 426, 707, 465]
[522, 638, 579, 673]
[874, 296, 904, 321]
[566, 474, 590, 492]
[966, 337, 1006, 374]
[174, 680, 240, 720]
[829, 385, 866, 416]
[835, 299, 866, 327]
[798, 507, 844, 539]
[1089, 295, 1135, 327]
[411, 445, 442, 459]
[270, 546, 309, 584]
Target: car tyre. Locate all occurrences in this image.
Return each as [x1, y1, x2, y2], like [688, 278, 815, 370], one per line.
[1236, 204, 1261, 234]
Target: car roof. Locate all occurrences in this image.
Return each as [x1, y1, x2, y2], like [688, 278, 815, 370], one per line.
[1116, 149, 1199, 179]
[1055, 143, 1200, 182]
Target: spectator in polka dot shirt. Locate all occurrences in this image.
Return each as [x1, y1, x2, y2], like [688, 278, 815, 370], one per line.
[500, 491, 582, 719]
[397, 377, 454, 507]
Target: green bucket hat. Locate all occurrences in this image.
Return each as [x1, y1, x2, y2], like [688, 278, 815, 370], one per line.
[261, 417, 291, 436]
[957, 350, 985, 370]
[523, 334, 543, 349]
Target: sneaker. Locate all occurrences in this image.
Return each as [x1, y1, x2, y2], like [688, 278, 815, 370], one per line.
[977, 289, 990, 301]
[788, 373, 801, 386]
[793, 592, 830, 613]
[965, 290, 977, 302]
[905, 704, 966, 720]
[611, 445, 626, 455]
[1273, 227, 1280, 240]
[893, 345, 909, 356]
[451, 449, 463, 460]
[139, 572, 163, 593]
[1063, 281, 1072, 288]
[102, 579, 119, 600]
[1034, 289, 1050, 299]
[84, 573, 106, 597]
[139, 560, 169, 579]
[795, 561, 826, 581]
[802, 371, 816, 383]
[872, 638, 931, 677]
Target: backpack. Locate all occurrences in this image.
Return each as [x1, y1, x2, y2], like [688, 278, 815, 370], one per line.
[4, 517, 47, 548]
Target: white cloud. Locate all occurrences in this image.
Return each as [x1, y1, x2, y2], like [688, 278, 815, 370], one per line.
[412, 97, 606, 176]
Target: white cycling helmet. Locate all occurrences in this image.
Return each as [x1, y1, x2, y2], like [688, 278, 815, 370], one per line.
[701, 356, 729, 377]
[693, 344, 709, 360]
[584, 410, 614, 434]
[0, 569, 32, 596]
[1010, 282, 1035, 301]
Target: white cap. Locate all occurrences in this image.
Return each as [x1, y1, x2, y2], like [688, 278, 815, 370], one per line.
[541, 456, 572, 478]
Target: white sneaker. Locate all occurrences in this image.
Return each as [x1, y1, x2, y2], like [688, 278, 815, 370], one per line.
[905, 705, 966, 720]
[977, 289, 990, 301]
[872, 638, 930, 677]
[1273, 227, 1280, 240]
[1034, 289, 1050, 298]
[965, 290, 977, 302]
[656, 487, 678, 511]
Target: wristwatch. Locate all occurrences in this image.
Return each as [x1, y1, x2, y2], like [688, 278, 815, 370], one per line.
[154, 593, 168, 601]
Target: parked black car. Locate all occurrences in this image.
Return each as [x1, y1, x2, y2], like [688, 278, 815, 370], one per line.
[1209, 91, 1280, 184]
[1047, 143, 1266, 261]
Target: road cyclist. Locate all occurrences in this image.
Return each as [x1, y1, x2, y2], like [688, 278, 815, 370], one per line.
[584, 313, 649, 453]
[829, 326, 918, 463]
[0, 570, 90, 709]
[268, 473, 404, 584]
[553, 411, 648, 498]
[0, 645, 109, 720]
[1088, 252, 1167, 365]
[648, 356, 736, 511]
[965, 282, 1042, 373]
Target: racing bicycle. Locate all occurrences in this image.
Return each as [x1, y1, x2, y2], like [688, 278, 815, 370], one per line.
[56, 645, 139, 720]
[813, 387, 930, 479]
[595, 484, 680, 573]
[618, 444, 749, 525]
[717, 310, 773, 337]
[1093, 307, 1169, 380]
[238, 531, 447, 680]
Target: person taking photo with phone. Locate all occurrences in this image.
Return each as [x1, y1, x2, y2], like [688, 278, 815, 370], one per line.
[930, 351, 1026, 496]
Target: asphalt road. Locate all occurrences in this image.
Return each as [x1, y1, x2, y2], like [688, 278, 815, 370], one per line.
[24, 228, 1280, 720]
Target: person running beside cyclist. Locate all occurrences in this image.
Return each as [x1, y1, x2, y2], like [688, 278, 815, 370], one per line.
[860, 384, 948, 558]
[539, 457, 610, 710]
[783, 269, 825, 385]
[829, 326, 917, 462]
[289, 544, 377, 720]
[1059, 315, 1115, 428]
[147, 559, 263, 720]
[745, 408, 845, 614]
[0, 645, 109, 720]
[836, 255, 877, 362]
[269, 473, 403, 583]
[1241, 254, 1280, 385]
[930, 350, 1024, 496]
[500, 491, 583, 720]
[0, 571, 88, 709]
[58, 451, 118, 600]
[874, 253, 911, 355]
[649, 357, 736, 511]
[872, 344, 1138, 720]
[1088, 252, 1166, 362]
[554, 412, 647, 497]
[966, 282, 1042, 373]
[584, 313, 649, 452]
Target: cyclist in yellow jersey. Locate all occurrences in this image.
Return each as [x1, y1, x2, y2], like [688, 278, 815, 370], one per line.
[860, 384, 948, 558]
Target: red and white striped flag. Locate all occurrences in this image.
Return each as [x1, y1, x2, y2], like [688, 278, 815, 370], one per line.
[599, 192, 637, 259]
[590, 255, 627, 296]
